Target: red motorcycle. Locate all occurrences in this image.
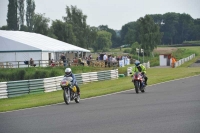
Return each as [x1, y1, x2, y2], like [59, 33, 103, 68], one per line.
[131, 72, 146, 93]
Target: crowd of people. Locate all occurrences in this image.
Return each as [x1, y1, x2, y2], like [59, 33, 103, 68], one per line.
[24, 53, 131, 68]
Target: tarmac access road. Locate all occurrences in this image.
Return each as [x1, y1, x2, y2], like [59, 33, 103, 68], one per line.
[190, 59, 200, 67]
[0, 75, 200, 133]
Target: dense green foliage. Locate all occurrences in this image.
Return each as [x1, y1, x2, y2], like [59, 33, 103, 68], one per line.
[183, 40, 200, 45]
[138, 15, 163, 55]
[18, 0, 25, 28]
[0, 66, 112, 82]
[7, 0, 18, 30]
[33, 13, 50, 35]
[150, 13, 200, 44]
[93, 30, 112, 52]
[26, 0, 35, 31]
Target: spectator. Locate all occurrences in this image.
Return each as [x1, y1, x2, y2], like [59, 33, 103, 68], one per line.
[89, 54, 92, 60]
[78, 58, 85, 66]
[61, 53, 67, 66]
[30, 58, 36, 67]
[103, 53, 108, 67]
[50, 59, 56, 67]
[86, 57, 90, 66]
[108, 55, 112, 67]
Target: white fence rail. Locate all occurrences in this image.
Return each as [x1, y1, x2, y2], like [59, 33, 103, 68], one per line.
[174, 54, 195, 67]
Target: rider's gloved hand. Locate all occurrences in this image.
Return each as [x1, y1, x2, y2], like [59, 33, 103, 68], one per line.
[141, 72, 144, 75]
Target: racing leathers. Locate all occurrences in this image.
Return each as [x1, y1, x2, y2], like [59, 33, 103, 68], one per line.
[64, 73, 80, 94]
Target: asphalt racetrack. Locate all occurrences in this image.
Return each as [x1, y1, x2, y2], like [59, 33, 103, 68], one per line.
[1, 75, 200, 133]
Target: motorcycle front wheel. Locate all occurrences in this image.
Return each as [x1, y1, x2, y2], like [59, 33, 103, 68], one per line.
[134, 81, 139, 94]
[63, 88, 70, 105]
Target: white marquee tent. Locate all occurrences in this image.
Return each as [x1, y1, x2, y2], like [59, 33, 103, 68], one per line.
[0, 30, 90, 68]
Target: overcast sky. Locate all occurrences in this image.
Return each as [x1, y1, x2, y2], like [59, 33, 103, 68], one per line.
[0, 0, 200, 30]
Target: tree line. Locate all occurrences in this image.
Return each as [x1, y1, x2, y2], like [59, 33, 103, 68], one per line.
[1, 0, 199, 55]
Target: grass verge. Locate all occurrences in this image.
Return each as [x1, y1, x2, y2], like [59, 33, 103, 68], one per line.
[0, 67, 200, 112]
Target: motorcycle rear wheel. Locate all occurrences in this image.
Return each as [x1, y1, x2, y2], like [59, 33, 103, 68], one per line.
[63, 88, 70, 105]
[75, 94, 80, 103]
[141, 88, 145, 93]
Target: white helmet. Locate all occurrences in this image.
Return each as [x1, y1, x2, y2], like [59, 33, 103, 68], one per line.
[65, 68, 72, 76]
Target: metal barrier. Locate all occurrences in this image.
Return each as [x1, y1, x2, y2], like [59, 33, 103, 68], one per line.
[7, 80, 29, 98]
[0, 69, 118, 99]
[0, 60, 64, 68]
[0, 82, 7, 99]
[174, 54, 195, 67]
[29, 79, 44, 94]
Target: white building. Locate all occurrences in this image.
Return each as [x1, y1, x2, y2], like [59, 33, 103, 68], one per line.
[0, 30, 90, 68]
[159, 54, 172, 66]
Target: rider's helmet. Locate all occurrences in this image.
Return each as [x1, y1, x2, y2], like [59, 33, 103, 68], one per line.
[135, 60, 140, 67]
[65, 68, 72, 76]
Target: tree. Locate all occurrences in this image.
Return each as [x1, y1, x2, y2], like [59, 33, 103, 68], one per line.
[85, 26, 98, 49]
[131, 42, 140, 55]
[149, 14, 163, 26]
[33, 13, 50, 35]
[63, 5, 89, 48]
[121, 21, 139, 44]
[93, 31, 112, 52]
[138, 15, 163, 55]
[161, 12, 179, 44]
[26, 0, 35, 32]
[98, 25, 121, 48]
[7, 0, 18, 30]
[51, 20, 76, 44]
[191, 19, 200, 40]
[18, 0, 25, 30]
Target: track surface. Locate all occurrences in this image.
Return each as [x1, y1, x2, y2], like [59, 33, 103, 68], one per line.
[1, 75, 200, 133]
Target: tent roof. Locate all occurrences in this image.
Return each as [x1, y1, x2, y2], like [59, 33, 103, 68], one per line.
[0, 30, 90, 53]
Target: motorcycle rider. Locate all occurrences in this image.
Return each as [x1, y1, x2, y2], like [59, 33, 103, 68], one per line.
[132, 60, 148, 85]
[64, 68, 80, 95]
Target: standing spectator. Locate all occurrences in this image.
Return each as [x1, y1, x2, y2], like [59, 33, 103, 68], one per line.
[89, 54, 92, 60]
[61, 53, 67, 66]
[103, 53, 108, 67]
[86, 57, 90, 66]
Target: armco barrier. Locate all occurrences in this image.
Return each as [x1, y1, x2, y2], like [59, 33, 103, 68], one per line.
[111, 69, 118, 79]
[55, 76, 63, 90]
[29, 79, 44, 94]
[81, 73, 91, 84]
[89, 72, 98, 82]
[0, 69, 118, 99]
[44, 77, 57, 93]
[97, 71, 106, 81]
[7, 80, 29, 98]
[0, 82, 8, 99]
[75, 74, 83, 85]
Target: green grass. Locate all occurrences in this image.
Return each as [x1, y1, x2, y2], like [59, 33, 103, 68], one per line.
[183, 40, 200, 45]
[1, 67, 200, 112]
[0, 46, 200, 112]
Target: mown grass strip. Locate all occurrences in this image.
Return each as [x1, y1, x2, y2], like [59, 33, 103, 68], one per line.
[0, 67, 200, 112]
